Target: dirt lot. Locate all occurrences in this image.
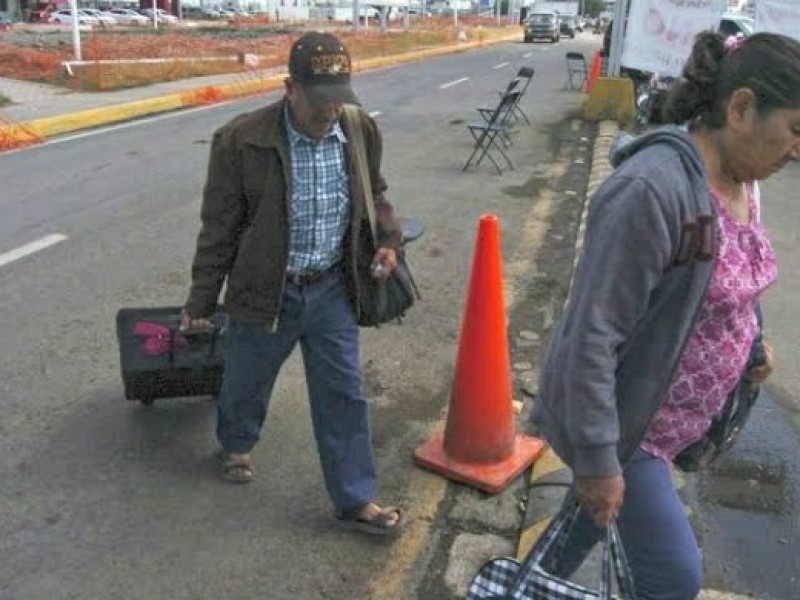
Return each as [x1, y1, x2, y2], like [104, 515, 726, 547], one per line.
[0, 20, 513, 90]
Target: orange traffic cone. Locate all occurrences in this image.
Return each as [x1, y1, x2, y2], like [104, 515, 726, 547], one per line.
[413, 214, 547, 494]
[583, 50, 602, 94]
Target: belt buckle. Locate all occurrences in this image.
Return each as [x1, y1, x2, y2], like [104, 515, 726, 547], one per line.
[288, 268, 322, 286]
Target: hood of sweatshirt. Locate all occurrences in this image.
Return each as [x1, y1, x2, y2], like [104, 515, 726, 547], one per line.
[609, 124, 712, 215]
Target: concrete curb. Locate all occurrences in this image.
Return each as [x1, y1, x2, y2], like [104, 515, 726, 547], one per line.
[0, 32, 520, 148]
[517, 119, 620, 560]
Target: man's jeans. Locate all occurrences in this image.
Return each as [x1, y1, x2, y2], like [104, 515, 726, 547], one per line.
[216, 268, 376, 513]
[554, 450, 703, 600]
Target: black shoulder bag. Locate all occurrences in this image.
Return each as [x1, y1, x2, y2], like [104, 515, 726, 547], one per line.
[674, 308, 767, 472]
[343, 105, 420, 327]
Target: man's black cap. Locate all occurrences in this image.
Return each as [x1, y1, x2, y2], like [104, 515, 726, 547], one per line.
[288, 31, 359, 106]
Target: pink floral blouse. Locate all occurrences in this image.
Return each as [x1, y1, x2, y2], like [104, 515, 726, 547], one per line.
[641, 184, 777, 462]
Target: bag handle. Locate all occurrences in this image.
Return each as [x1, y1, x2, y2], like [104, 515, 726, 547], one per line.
[601, 520, 637, 598]
[512, 498, 636, 599]
[342, 104, 378, 249]
[169, 319, 222, 365]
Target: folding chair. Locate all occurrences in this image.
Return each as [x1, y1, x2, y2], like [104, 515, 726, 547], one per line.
[565, 52, 588, 90]
[496, 66, 534, 125]
[479, 76, 523, 147]
[463, 89, 521, 175]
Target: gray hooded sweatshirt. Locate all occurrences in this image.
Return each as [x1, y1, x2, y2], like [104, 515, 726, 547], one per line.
[532, 126, 718, 478]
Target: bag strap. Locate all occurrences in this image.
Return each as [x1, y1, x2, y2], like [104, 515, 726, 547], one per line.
[601, 521, 636, 598]
[342, 104, 378, 247]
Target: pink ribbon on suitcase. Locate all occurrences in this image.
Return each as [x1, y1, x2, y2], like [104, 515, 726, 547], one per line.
[133, 321, 188, 357]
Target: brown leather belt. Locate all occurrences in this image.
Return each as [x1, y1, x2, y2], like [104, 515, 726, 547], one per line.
[286, 264, 339, 286]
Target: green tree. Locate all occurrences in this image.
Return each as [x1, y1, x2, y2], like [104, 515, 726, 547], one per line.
[583, 0, 606, 17]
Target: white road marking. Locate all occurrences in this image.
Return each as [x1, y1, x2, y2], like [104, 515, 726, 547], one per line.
[0, 234, 68, 268]
[492, 62, 509, 69]
[439, 77, 470, 89]
[368, 110, 382, 118]
[523, 52, 533, 58]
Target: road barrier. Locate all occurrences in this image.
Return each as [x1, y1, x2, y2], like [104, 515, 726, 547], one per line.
[414, 214, 546, 495]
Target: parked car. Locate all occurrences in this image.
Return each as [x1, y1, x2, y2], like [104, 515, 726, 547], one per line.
[524, 12, 560, 43]
[0, 10, 13, 30]
[719, 14, 754, 38]
[81, 8, 117, 26]
[559, 13, 578, 38]
[141, 8, 179, 24]
[182, 5, 228, 19]
[106, 8, 149, 25]
[48, 9, 99, 25]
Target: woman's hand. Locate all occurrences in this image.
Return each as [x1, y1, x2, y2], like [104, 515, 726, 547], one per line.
[575, 474, 625, 529]
[748, 341, 775, 384]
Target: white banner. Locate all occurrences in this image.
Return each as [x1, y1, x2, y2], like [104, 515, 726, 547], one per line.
[621, 0, 727, 77]
[756, 0, 800, 39]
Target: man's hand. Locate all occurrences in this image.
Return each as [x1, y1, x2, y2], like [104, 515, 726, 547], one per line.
[180, 309, 212, 332]
[371, 247, 397, 279]
[575, 474, 625, 529]
[747, 341, 775, 384]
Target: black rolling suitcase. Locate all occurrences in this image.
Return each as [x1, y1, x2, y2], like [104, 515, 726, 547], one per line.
[115, 306, 228, 405]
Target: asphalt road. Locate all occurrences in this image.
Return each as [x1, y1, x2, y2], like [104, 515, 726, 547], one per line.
[0, 33, 600, 600]
[3, 31, 798, 599]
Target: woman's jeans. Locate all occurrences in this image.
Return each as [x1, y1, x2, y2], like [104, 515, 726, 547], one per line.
[216, 268, 376, 513]
[555, 450, 703, 600]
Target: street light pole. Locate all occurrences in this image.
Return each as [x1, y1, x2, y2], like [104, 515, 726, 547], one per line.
[69, 0, 81, 61]
[353, 0, 359, 32]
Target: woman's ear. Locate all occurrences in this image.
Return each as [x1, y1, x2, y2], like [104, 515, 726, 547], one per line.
[726, 87, 757, 132]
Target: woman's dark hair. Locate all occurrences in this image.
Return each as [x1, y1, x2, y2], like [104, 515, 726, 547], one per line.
[663, 31, 800, 128]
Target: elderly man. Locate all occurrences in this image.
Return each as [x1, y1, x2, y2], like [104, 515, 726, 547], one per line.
[182, 31, 404, 536]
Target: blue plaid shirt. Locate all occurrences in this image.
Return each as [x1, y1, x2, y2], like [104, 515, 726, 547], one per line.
[284, 107, 351, 276]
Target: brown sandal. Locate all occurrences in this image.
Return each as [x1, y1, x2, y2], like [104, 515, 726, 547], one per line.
[335, 503, 404, 536]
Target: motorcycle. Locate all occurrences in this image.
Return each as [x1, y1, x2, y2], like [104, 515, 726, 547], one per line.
[635, 73, 677, 126]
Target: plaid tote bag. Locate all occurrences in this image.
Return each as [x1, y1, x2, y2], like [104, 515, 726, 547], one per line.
[466, 499, 635, 600]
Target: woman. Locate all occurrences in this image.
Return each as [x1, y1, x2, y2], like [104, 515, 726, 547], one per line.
[531, 32, 800, 599]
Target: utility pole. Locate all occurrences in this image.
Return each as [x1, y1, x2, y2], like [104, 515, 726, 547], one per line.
[608, 0, 629, 76]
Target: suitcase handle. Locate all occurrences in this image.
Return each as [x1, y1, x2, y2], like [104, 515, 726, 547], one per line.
[168, 320, 223, 365]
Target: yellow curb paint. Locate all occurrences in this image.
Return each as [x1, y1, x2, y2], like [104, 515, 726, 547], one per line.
[208, 75, 285, 99]
[528, 448, 564, 484]
[517, 517, 553, 560]
[514, 451, 566, 559]
[698, 591, 765, 600]
[16, 94, 186, 138]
